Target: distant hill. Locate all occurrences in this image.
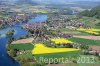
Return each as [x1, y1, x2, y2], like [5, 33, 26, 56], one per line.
[74, 1, 100, 9]
[16, 0, 38, 5]
[0, 0, 99, 9]
[33, 0, 100, 9]
[78, 5, 100, 19]
[0, 0, 38, 5]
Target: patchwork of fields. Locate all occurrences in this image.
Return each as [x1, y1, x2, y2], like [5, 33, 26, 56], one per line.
[10, 16, 100, 66]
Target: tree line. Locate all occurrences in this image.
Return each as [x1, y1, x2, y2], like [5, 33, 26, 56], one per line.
[78, 5, 100, 19]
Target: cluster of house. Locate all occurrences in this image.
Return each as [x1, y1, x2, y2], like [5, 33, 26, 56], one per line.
[14, 49, 31, 55]
[0, 13, 34, 29]
[46, 14, 90, 30]
[0, 5, 37, 29]
[23, 23, 45, 29]
[88, 46, 100, 56]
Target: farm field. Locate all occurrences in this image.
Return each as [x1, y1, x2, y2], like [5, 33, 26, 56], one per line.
[68, 37, 100, 46]
[11, 43, 34, 50]
[11, 42, 100, 65]
[11, 43, 34, 63]
[73, 36, 100, 40]
[34, 51, 80, 63]
[11, 38, 34, 44]
[32, 44, 80, 63]
[58, 28, 92, 36]
[77, 55, 100, 66]
[16, 50, 34, 61]
[11, 43, 80, 64]
[76, 28, 100, 35]
[32, 44, 79, 54]
[79, 17, 100, 27]
[50, 38, 73, 44]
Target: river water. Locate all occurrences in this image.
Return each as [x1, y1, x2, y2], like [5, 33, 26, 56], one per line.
[0, 14, 47, 66]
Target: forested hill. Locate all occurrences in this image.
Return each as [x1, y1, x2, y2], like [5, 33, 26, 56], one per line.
[78, 5, 100, 19]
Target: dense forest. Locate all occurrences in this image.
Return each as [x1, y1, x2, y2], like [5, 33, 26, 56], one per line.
[78, 5, 100, 19]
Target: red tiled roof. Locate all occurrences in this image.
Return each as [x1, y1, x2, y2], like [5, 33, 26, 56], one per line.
[90, 46, 100, 51]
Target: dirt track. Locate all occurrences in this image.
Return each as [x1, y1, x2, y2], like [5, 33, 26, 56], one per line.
[74, 36, 100, 40]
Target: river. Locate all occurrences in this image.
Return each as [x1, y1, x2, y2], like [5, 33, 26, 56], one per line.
[0, 14, 47, 66]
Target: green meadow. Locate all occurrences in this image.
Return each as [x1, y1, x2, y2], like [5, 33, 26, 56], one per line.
[69, 37, 100, 46]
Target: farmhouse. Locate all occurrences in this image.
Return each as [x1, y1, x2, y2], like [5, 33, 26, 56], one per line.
[88, 46, 100, 56]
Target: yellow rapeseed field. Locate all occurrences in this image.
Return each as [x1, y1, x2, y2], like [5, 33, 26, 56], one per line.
[32, 44, 79, 54]
[77, 28, 100, 35]
[50, 38, 73, 44]
[18, 14, 25, 16]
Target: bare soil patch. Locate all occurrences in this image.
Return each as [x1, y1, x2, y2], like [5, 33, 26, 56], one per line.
[11, 38, 34, 44]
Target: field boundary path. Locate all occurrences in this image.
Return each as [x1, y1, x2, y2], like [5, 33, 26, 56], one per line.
[73, 36, 100, 40]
